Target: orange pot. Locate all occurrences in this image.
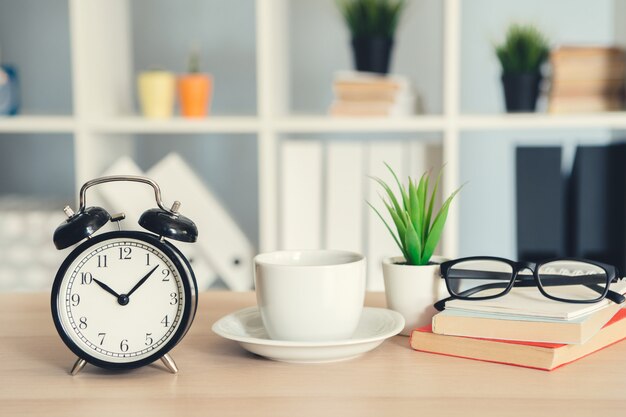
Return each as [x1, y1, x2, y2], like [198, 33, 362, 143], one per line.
[178, 73, 213, 118]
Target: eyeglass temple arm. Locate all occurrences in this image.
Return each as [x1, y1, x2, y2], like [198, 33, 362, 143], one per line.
[591, 285, 625, 304]
[433, 282, 511, 311]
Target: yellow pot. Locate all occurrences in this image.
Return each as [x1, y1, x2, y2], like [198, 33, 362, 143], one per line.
[137, 71, 175, 118]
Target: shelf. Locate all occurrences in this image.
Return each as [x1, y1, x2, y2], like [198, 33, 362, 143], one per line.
[0, 116, 76, 133]
[88, 116, 260, 134]
[458, 113, 626, 131]
[89, 115, 446, 135]
[274, 115, 446, 133]
[5, 114, 626, 135]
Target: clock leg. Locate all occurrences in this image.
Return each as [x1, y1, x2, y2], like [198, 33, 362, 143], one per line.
[70, 358, 87, 376]
[160, 353, 179, 374]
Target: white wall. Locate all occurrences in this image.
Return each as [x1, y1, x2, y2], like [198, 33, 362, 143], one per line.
[0, 0, 73, 114]
[458, 0, 615, 258]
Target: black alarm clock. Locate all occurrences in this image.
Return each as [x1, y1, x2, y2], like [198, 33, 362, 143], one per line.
[51, 176, 198, 375]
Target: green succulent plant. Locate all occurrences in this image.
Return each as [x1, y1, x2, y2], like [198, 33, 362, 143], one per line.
[337, 0, 406, 38]
[368, 164, 462, 266]
[495, 24, 550, 74]
[187, 49, 200, 73]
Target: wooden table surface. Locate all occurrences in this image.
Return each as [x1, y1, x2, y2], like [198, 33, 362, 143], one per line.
[2, 291, 626, 417]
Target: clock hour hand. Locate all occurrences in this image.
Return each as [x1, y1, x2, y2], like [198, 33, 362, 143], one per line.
[126, 265, 160, 298]
[93, 278, 121, 298]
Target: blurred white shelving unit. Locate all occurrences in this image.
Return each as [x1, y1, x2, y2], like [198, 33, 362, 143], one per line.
[0, 116, 76, 133]
[87, 116, 260, 134]
[458, 113, 626, 130]
[1, 0, 625, 267]
[273, 115, 446, 133]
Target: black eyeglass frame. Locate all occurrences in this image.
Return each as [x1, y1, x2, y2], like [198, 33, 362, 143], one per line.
[434, 256, 625, 312]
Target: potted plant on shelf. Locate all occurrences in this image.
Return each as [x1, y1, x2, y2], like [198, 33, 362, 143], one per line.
[337, 0, 406, 74]
[495, 23, 550, 112]
[178, 49, 213, 118]
[368, 164, 462, 335]
[137, 69, 176, 119]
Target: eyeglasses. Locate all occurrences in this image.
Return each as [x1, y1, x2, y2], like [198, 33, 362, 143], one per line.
[434, 256, 625, 312]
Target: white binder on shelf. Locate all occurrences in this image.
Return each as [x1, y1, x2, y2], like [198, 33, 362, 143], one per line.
[148, 153, 254, 291]
[324, 141, 365, 253]
[280, 139, 324, 250]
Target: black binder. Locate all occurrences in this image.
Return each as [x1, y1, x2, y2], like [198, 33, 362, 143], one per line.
[516, 147, 566, 262]
[569, 143, 626, 271]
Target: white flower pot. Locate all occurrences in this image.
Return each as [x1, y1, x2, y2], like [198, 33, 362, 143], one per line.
[137, 70, 176, 119]
[382, 256, 448, 336]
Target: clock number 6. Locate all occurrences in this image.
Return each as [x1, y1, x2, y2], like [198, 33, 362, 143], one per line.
[120, 339, 129, 353]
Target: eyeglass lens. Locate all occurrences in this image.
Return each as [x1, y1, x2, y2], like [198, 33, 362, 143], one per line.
[447, 260, 513, 298]
[537, 260, 608, 302]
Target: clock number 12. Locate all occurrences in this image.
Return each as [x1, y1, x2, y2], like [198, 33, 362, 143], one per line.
[119, 247, 132, 260]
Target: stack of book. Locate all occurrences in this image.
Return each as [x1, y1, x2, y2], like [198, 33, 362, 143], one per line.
[329, 72, 416, 117]
[411, 282, 626, 370]
[549, 46, 626, 113]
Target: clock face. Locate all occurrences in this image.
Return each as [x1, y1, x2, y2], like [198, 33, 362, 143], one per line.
[52, 232, 195, 368]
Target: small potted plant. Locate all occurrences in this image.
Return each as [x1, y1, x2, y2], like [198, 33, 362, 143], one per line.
[337, 0, 406, 74]
[178, 49, 213, 118]
[137, 69, 176, 119]
[369, 164, 462, 335]
[495, 24, 550, 112]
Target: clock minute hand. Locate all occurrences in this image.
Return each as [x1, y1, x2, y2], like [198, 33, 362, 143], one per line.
[93, 278, 121, 298]
[127, 265, 160, 298]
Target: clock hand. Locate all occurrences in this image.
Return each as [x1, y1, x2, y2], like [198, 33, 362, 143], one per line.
[126, 264, 160, 298]
[93, 278, 121, 298]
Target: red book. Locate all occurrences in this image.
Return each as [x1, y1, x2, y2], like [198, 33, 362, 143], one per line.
[410, 309, 626, 371]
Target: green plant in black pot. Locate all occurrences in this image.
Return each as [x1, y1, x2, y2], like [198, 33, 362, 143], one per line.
[338, 0, 406, 74]
[495, 24, 549, 112]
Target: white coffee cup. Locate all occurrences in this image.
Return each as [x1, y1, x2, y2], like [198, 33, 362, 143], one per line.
[254, 250, 366, 342]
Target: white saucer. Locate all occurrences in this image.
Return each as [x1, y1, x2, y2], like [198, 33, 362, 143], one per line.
[212, 306, 405, 363]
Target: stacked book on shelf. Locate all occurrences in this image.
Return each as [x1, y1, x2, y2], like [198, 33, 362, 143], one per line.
[411, 282, 626, 370]
[549, 46, 626, 113]
[329, 71, 416, 117]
